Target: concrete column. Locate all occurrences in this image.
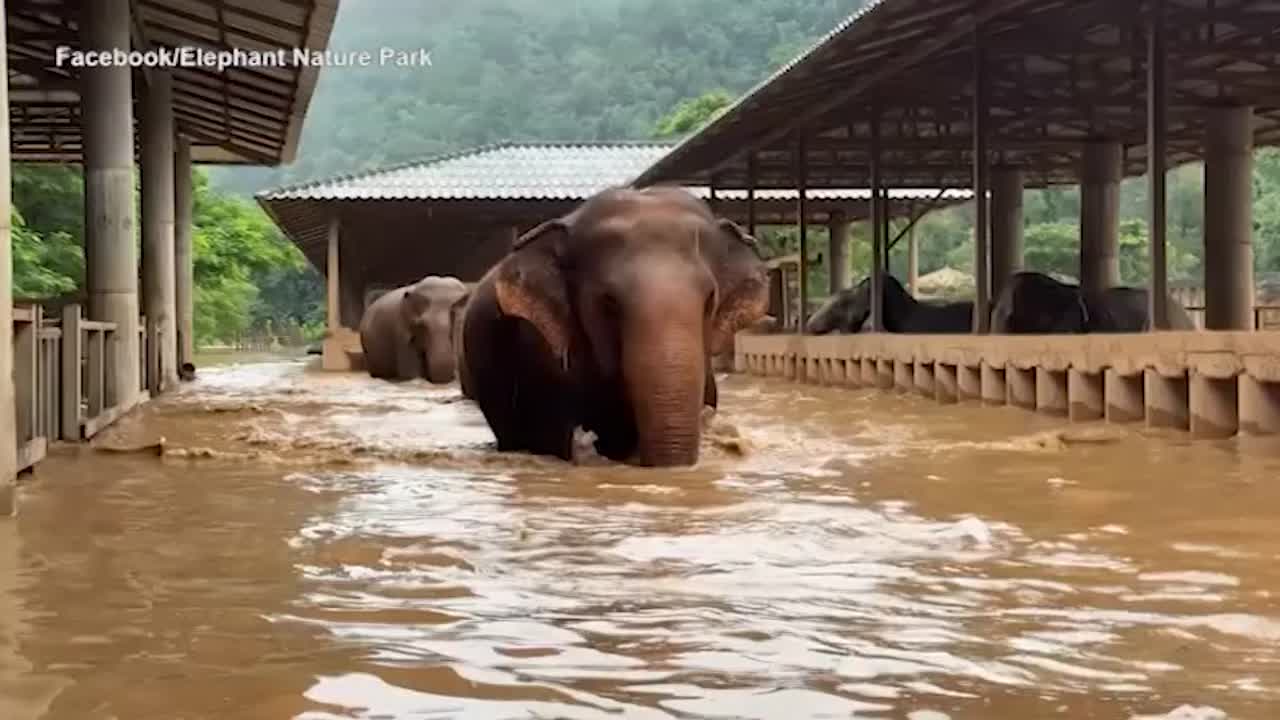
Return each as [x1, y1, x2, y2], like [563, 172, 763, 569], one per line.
[914, 362, 935, 398]
[958, 365, 982, 401]
[0, 0, 15, 516]
[1105, 370, 1145, 424]
[990, 167, 1024, 299]
[907, 221, 919, 297]
[981, 364, 1006, 405]
[1203, 105, 1255, 330]
[1145, 370, 1189, 430]
[1036, 369, 1068, 416]
[83, 0, 140, 405]
[935, 364, 958, 404]
[1189, 373, 1238, 438]
[876, 359, 893, 390]
[828, 212, 850, 293]
[1008, 367, 1036, 410]
[141, 71, 177, 393]
[1240, 376, 1280, 435]
[326, 216, 340, 331]
[1068, 370, 1104, 422]
[174, 135, 194, 369]
[894, 360, 913, 393]
[861, 358, 876, 387]
[1079, 141, 1123, 295]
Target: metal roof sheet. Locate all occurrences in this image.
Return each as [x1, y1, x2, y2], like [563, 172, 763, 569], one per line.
[258, 141, 973, 202]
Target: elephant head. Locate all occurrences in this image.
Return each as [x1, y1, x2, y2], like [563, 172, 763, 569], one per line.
[401, 275, 469, 382]
[493, 187, 768, 467]
[990, 271, 1088, 334]
[805, 274, 913, 334]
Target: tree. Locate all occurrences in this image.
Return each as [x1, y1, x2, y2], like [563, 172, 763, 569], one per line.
[653, 91, 733, 139]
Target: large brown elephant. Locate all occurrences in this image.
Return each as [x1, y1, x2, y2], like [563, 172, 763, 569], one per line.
[458, 187, 769, 467]
[359, 275, 469, 383]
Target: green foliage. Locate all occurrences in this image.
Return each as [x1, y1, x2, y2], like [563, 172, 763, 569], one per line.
[10, 164, 322, 347]
[212, 0, 856, 194]
[653, 91, 733, 138]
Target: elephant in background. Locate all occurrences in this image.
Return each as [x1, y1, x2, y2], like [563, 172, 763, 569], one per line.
[990, 271, 1196, 333]
[806, 274, 973, 334]
[458, 186, 769, 467]
[360, 275, 470, 382]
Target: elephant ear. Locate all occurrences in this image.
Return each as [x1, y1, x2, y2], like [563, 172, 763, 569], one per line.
[494, 219, 573, 363]
[706, 218, 769, 355]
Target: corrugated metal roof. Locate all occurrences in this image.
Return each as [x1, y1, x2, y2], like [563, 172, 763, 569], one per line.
[258, 141, 973, 202]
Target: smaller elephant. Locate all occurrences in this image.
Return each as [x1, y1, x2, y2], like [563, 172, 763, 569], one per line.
[991, 271, 1196, 333]
[360, 275, 469, 383]
[806, 274, 973, 334]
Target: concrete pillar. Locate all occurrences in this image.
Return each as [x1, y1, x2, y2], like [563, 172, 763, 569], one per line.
[958, 365, 982, 401]
[326, 216, 340, 331]
[1036, 369, 1068, 416]
[828, 211, 850, 293]
[1068, 370, 1104, 422]
[990, 167, 1024, 299]
[1079, 141, 1123, 295]
[876, 359, 893, 390]
[141, 71, 177, 393]
[894, 360, 913, 393]
[1240, 376, 1280, 435]
[0, 0, 15, 516]
[935, 364, 958, 404]
[1105, 370, 1145, 423]
[174, 135, 194, 369]
[914, 361, 935, 398]
[83, 0, 140, 405]
[1189, 373, 1238, 438]
[1203, 105, 1255, 330]
[981, 364, 1006, 405]
[1144, 370, 1189, 430]
[907, 209, 919, 297]
[861, 358, 876, 387]
[1008, 367, 1036, 410]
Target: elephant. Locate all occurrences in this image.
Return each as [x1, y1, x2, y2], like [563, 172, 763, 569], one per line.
[805, 274, 973, 334]
[359, 275, 470, 382]
[457, 186, 769, 467]
[990, 271, 1196, 333]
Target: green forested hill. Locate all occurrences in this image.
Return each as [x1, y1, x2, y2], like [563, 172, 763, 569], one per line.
[214, 0, 857, 193]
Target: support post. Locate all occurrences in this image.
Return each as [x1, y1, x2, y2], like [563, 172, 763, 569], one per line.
[869, 106, 885, 332]
[990, 167, 1024, 300]
[1079, 141, 1123, 295]
[60, 305, 83, 440]
[906, 202, 919, 296]
[796, 135, 809, 334]
[1147, 0, 1170, 330]
[83, 0, 140, 407]
[1203, 105, 1255, 330]
[0, 0, 14, 515]
[174, 135, 194, 368]
[746, 153, 758, 238]
[141, 70, 177, 394]
[828, 211, 850, 293]
[326, 216, 341, 331]
[972, 29, 991, 333]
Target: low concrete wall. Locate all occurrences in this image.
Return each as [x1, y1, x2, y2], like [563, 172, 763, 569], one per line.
[735, 332, 1280, 438]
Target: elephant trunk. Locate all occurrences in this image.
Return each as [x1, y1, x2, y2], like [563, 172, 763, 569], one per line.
[621, 303, 705, 468]
[423, 318, 457, 384]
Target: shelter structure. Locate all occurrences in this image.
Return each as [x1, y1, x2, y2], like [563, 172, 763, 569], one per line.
[2, 0, 340, 514]
[257, 141, 970, 370]
[633, 0, 1280, 441]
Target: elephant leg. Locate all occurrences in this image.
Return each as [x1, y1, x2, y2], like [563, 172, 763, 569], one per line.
[703, 361, 719, 409]
[471, 318, 576, 460]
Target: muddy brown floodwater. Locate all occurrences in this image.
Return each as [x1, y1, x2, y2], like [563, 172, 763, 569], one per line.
[2, 355, 1280, 719]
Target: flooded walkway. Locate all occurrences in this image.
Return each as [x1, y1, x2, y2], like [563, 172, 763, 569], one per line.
[3, 356, 1280, 719]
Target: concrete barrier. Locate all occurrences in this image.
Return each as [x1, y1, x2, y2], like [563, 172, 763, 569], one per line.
[736, 331, 1280, 438]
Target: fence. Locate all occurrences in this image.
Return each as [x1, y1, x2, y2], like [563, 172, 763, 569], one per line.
[11, 304, 151, 474]
[736, 331, 1280, 439]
